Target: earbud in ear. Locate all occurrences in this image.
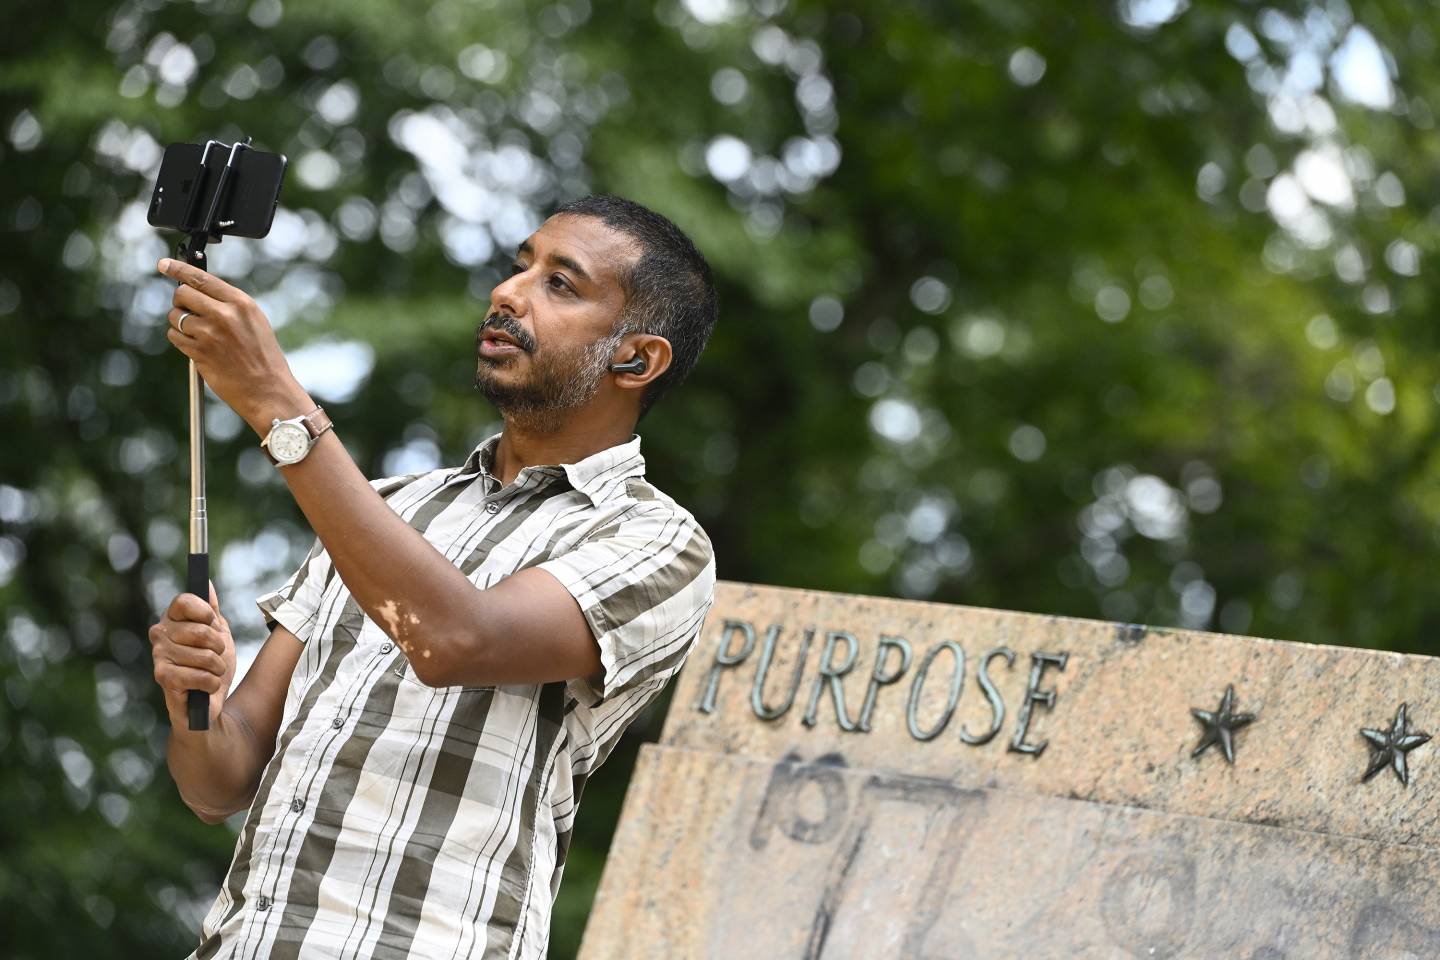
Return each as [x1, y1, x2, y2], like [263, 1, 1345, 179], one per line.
[609, 357, 647, 374]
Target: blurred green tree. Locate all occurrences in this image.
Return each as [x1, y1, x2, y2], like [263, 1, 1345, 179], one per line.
[2, 0, 1438, 956]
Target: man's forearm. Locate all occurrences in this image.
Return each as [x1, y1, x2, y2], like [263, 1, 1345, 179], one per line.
[243, 392, 485, 682]
[167, 707, 266, 823]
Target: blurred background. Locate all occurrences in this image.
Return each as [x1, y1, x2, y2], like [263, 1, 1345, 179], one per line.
[3, 0, 1439, 954]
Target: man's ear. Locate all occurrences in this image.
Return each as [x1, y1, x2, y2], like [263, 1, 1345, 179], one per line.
[615, 334, 672, 385]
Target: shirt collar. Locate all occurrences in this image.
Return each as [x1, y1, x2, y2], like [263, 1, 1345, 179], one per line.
[456, 430, 646, 503]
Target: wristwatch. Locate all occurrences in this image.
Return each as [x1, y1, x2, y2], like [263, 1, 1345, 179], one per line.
[261, 406, 333, 466]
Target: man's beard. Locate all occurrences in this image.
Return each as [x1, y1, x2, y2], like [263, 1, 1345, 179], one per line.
[474, 321, 628, 434]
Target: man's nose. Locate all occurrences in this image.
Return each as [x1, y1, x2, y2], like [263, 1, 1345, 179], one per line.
[488, 271, 528, 318]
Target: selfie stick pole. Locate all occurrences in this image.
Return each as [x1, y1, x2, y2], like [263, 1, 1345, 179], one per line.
[176, 138, 251, 731]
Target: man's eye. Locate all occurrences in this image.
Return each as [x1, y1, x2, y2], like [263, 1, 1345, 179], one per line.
[548, 274, 573, 294]
[509, 262, 526, 276]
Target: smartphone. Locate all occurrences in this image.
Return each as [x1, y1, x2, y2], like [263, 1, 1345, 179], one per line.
[147, 140, 287, 239]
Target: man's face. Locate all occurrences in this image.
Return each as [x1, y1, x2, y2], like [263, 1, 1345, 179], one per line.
[475, 214, 637, 432]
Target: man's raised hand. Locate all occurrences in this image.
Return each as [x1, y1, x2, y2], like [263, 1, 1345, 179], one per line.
[149, 584, 237, 730]
[158, 257, 309, 435]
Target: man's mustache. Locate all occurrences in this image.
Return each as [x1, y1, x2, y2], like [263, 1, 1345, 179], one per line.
[478, 312, 535, 352]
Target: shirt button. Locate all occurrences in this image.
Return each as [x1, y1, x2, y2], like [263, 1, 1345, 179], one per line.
[485, 502, 500, 514]
[380, 642, 394, 654]
[331, 717, 344, 729]
[256, 896, 271, 911]
[290, 798, 305, 813]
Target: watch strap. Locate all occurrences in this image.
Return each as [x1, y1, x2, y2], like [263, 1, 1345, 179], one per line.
[299, 406, 333, 441]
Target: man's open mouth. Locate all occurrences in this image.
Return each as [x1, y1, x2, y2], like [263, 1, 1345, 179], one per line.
[479, 333, 523, 356]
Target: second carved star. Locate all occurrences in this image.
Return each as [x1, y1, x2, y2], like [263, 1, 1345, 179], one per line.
[1191, 684, 1255, 765]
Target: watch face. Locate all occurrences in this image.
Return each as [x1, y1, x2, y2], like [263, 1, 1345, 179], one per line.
[270, 422, 311, 462]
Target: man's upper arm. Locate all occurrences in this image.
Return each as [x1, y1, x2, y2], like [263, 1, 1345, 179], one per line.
[428, 504, 716, 700]
[422, 567, 604, 688]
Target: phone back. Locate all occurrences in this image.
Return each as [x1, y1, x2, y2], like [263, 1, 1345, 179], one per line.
[148, 141, 287, 239]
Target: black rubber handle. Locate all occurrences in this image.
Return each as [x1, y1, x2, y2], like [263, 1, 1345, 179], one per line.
[186, 552, 210, 731]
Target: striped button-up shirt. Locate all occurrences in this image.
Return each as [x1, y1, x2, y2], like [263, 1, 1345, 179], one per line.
[189, 430, 716, 959]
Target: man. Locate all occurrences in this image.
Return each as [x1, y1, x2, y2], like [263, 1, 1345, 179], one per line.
[147, 194, 719, 958]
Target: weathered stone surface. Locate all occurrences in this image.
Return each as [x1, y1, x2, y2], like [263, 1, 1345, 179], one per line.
[665, 582, 1440, 846]
[580, 745, 1440, 960]
[579, 581, 1440, 958]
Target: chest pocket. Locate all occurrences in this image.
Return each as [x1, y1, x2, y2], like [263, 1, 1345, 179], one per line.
[385, 657, 499, 740]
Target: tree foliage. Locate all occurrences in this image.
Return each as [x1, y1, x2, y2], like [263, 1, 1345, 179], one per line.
[3, 0, 1439, 955]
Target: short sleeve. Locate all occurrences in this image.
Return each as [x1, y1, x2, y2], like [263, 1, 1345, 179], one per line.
[536, 504, 717, 709]
[255, 536, 332, 645]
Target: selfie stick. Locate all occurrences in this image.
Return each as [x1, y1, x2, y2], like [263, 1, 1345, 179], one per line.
[175, 137, 252, 731]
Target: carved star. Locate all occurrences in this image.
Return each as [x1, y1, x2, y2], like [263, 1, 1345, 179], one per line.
[1191, 684, 1255, 765]
[1361, 702, 1431, 787]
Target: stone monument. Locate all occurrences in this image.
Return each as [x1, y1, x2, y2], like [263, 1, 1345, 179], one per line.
[578, 582, 1440, 958]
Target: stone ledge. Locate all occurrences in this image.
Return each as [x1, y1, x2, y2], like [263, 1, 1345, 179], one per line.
[664, 581, 1440, 848]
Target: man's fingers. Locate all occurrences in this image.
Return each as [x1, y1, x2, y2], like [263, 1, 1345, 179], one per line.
[158, 257, 241, 302]
[166, 591, 213, 622]
[165, 324, 199, 359]
[151, 619, 226, 655]
[157, 636, 228, 673]
[207, 582, 229, 633]
[155, 661, 225, 694]
[162, 620, 227, 655]
[171, 280, 225, 317]
[167, 591, 218, 625]
[168, 307, 203, 337]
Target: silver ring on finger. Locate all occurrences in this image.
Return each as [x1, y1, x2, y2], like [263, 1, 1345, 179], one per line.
[177, 311, 194, 334]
